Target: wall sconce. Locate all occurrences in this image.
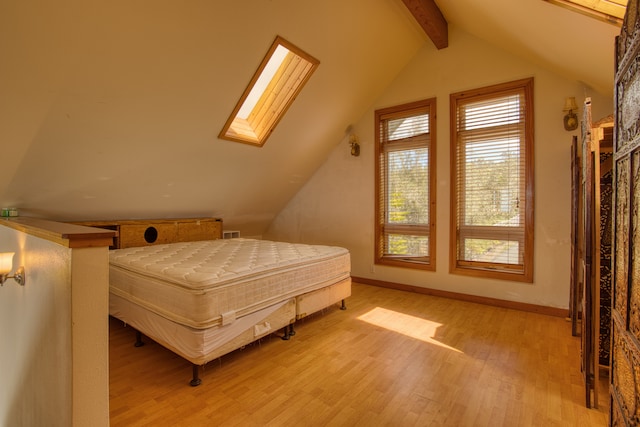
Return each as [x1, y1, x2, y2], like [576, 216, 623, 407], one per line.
[563, 97, 579, 131]
[0, 252, 25, 286]
[348, 134, 360, 157]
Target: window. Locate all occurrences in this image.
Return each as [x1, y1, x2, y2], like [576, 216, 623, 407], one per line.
[450, 78, 534, 282]
[375, 99, 436, 270]
[219, 36, 319, 147]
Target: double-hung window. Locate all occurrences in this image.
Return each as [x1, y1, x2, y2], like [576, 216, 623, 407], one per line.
[450, 78, 534, 282]
[375, 99, 436, 270]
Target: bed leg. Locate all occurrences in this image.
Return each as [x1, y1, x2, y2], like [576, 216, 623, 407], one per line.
[340, 299, 347, 310]
[281, 324, 290, 340]
[190, 365, 202, 387]
[281, 323, 295, 340]
[134, 331, 145, 347]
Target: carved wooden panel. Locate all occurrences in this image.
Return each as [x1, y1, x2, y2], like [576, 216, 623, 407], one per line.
[611, 393, 625, 426]
[599, 150, 613, 366]
[612, 1, 640, 423]
[617, 1, 639, 69]
[631, 150, 640, 342]
[614, 157, 630, 324]
[616, 58, 640, 150]
[611, 323, 640, 421]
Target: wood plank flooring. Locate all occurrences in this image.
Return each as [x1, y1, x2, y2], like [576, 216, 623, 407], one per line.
[109, 283, 609, 426]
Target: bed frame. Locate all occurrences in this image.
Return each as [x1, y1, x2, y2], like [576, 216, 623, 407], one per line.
[78, 217, 351, 386]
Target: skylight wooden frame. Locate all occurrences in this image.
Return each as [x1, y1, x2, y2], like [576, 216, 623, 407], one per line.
[542, 0, 627, 25]
[219, 36, 320, 147]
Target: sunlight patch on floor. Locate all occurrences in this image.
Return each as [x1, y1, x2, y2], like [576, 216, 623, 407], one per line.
[357, 307, 462, 353]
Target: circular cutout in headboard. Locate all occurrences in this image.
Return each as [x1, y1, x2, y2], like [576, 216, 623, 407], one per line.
[144, 226, 158, 244]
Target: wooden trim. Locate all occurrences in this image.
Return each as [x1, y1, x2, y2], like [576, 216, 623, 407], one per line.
[74, 217, 220, 226]
[352, 276, 569, 318]
[1, 217, 115, 248]
[448, 263, 532, 283]
[375, 257, 434, 271]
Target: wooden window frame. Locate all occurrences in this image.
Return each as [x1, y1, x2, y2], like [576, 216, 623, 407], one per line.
[449, 78, 534, 282]
[375, 98, 437, 271]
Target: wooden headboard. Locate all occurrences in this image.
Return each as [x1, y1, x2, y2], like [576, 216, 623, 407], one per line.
[74, 217, 222, 249]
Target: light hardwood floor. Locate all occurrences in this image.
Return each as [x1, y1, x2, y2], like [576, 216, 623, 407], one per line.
[109, 282, 609, 426]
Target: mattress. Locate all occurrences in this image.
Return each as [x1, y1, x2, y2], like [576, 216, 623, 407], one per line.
[109, 238, 351, 329]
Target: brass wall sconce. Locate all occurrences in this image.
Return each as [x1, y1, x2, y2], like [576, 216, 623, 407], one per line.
[0, 252, 25, 286]
[563, 97, 579, 131]
[349, 134, 360, 157]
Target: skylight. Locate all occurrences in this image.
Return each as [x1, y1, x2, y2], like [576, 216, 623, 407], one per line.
[543, 0, 628, 25]
[219, 36, 320, 147]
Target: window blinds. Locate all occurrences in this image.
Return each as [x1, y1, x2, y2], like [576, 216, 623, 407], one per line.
[376, 100, 435, 267]
[453, 87, 529, 272]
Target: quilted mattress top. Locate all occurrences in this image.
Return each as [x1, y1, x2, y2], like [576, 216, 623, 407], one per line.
[109, 238, 351, 328]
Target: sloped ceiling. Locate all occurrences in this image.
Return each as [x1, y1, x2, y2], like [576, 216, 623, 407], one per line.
[436, 0, 619, 95]
[0, 0, 619, 236]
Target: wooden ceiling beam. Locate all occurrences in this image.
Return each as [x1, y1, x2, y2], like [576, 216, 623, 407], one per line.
[402, 0, 448, 49]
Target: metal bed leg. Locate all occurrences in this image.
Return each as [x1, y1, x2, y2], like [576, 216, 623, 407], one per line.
[190, 365, 202, 387]
[134, 330, 145, 347]
[281, 323, 296, 340]
[340, 299, 347, 310]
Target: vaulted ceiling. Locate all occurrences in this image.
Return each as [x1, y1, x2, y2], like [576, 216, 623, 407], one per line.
[0, 0, 621, 235]
[436, 0, 619, 94]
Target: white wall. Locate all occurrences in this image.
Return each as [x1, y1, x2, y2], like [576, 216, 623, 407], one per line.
[266, 25, 614, 310]
[0, 222, 110, 427]
[0, 226, 72, 426]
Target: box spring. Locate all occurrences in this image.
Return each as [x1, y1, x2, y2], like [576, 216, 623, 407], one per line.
[296, 277, 351, 320]
[110, 294, 296, 365]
